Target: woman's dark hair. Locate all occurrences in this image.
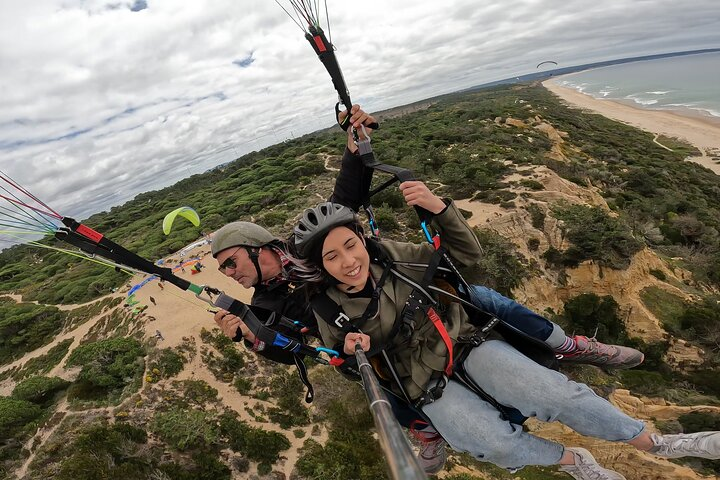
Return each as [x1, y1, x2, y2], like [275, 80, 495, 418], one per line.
[286, 221, 364, 284]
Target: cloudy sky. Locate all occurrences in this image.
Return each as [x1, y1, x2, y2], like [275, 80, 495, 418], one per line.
[1, 0, 718, 221]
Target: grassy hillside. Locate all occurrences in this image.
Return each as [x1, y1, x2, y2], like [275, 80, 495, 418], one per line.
[1, 83, 719, 479]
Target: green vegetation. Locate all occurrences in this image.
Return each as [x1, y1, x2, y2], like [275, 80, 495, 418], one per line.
[295, 401, 386, 480]
[678, 297, 720, 356]
[147, 347, 186, 380]
[265, 370, 310, 429]
[11, 375, 70, 405]
[27, 419, 231, 480]
[9, 338, 73, 381]
[463, 227, 530, 296]
[449, 452, 565, 479]
[550, 203, 643, 269]
[0, 82, 719, 478]
[218, 411, 291, 466]
[526, 202, 546, 230]
[81, 307, 134, 343]
[151, 406, 220, 450]
[296, 367, 386, 479]
[63, 296, 123, 331]
[639, 286, 686, 333]
[65, 337, 145, 404]
[0, 298, 66, 365]
[0, 396, 43, 440]
[199, 327, 246, 382]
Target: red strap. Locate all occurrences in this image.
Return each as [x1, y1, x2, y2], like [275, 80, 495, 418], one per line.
[432, 235, 441, 250]
[313, 35, 327, 52]
[427, 307, 453, 375]
[77, 223, 104, 243]
[329, 357, 345, 367]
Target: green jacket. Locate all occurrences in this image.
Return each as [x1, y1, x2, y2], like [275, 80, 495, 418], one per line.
[315, 201, 483, 400]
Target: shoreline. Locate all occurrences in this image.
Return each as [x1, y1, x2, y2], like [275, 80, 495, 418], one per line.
[542, 80, 720, 175]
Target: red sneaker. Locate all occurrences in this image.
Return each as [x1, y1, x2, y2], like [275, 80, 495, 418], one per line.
[559, 336, 644, 369]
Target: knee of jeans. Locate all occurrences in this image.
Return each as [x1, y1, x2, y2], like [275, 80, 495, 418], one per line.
[469, 285, 500, 307]
[471, 431, 528, 468]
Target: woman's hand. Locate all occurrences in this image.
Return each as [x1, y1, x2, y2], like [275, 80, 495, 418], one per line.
[214, 309, 255, 342]
[338, 104, 376, 153]
[343, 332, 371, 355]
[400, 180, 446, 214]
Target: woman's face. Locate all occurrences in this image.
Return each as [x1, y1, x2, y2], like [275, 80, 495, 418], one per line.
[321, 226, 370, 290]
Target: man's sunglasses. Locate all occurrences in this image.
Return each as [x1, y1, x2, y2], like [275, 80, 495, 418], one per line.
[218, 246, 243, 273]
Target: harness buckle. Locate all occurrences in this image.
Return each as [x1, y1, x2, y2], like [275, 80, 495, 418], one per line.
[458, 334, 485, 347]
[334, 312, 351, 328]
[415, 374, 448, 408]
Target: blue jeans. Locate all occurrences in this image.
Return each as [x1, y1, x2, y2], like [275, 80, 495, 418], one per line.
[467, 285, 567, 348]
[391, 284, 568, 430]
[421, 340, 644, 468]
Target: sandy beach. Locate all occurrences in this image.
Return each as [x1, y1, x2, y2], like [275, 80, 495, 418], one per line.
[543, 80, 720, 175]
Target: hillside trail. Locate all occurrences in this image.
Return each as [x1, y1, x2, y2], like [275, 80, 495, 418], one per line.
[0, 291, 127, 395]
[14, 397, 117, 479]
[2, 291, 123, 311]
[2, 240, 326, 479]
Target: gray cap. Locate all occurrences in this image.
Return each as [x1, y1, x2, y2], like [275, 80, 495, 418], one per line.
[211, 221, 277, 257]
[294, 202, 358, 257]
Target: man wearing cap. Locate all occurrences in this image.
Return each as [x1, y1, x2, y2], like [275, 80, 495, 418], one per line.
[211, 104, 375, 362]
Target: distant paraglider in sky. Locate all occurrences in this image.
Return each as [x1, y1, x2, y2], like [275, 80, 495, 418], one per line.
[162, 206, 201, 235]
[536, 60, 558, 69]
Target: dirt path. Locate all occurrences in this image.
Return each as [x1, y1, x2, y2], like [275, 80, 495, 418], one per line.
[1, 292, 119, 311]
[0, 295, 126, 395]
[652, 134, 674, 151]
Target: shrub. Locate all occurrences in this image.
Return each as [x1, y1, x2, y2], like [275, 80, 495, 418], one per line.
[295, 401, 385, 480]
[65, 337, 145, 402]
[552, 203, 643, 269]
[678, 412, 720, 433]
[0, 397, 43, 440]
[148, 348, 186, 379]
[679, 297, 720, 349]
[150, 406, 219, 451]
[639, 286, 686, 334]
[11, 338, 74, 381]
[462, 227, 529, 296]
[373, 204, 400, 232]
[11, 376, 70, 405]
[233, 377, 252, 395]
[561, 293, 627, 345]
[649, 269, 667, 281]
[526, 203, 546, 230]
[0, 301, 66, 365]
[218, 411, 290, 464]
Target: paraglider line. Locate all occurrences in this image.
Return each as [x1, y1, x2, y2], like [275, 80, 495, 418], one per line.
[0, 171, 62, 218]
[0, 206, 55, 233]
[0, 194, 62, 220]
[0, 182, 61, 231]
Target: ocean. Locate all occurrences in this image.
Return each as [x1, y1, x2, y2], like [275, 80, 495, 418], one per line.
[554, 51, 720, 120]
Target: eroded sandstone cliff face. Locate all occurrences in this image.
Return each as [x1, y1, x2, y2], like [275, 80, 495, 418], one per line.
[449, 117, 718, 480]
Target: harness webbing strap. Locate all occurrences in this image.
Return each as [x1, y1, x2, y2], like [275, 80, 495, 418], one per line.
[294, 353, 315, 403]
[215, 294, 322, 360]
[427, 307, 453, 376]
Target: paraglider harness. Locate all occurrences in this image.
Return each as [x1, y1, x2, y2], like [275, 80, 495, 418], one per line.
[307, 124, 559, 422]
[310, 235, 556, 424]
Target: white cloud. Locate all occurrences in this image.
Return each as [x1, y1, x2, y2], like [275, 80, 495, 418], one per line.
[0, 0, 718, 220]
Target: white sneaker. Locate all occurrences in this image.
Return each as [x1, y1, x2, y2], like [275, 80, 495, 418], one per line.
[559, 447, 626, 480]
[650, 431, 720, 459]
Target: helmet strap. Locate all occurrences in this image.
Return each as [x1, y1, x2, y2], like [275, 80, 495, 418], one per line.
[246, 247, 263, 284]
